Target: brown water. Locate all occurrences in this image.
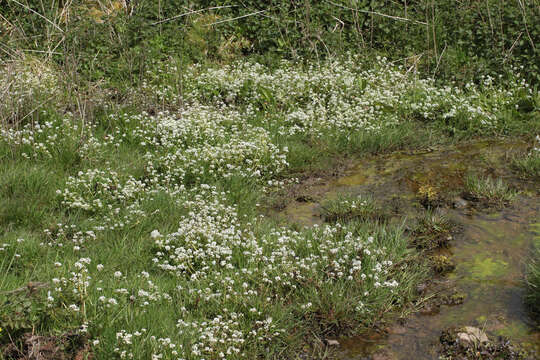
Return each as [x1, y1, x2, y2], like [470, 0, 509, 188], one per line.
[279, 140, 539, 359]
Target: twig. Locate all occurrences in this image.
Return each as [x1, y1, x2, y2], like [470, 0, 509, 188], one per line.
[326, 0, 428, 25]
[14, 95, 56, 127]
[406, 53, 423, 75]
[20, 49, 63, 55]
[433, 42, 447, 76]
[205, 9, 267, 26]
[150, 5, 236, 26]
[388, 52, 425, 65]
[2, 282, 49, 295]
[503, 32, 523, 64]
[517, 0, 536, 50]
[8, 0, 64, 33]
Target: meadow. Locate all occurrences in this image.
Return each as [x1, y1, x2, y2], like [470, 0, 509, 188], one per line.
[1, 1, 540, 359]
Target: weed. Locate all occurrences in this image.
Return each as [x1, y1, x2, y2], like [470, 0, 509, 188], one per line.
[412, 212, 453, 250]
[463, 174, 517, 206]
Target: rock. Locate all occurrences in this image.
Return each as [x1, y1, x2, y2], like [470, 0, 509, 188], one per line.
[456, 326, 489, 346]
[326, 339, 340, 346]
[457, 332, 474, 345]
[452, 197, 468, 209]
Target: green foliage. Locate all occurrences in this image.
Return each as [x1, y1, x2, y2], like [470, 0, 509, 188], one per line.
[513, 136, 540, 179]
[1, 1, 539, 85]
[412, 212, 452, 250]
[0, 286, 50, 342]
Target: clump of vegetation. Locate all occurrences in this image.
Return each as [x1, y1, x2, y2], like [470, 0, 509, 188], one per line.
[439, 327, 532, 360]
[417, 184, 444, 209]
[0, 55, 62, 127]
[513, 135, 540, 179]
[412, 212, 453, 250]
[320, 194, 382, 223]
[463, 174, 517, 206]
[431, 254, 455, 274]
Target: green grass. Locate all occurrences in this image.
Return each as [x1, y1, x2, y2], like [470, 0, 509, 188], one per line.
[320, 194, 383, 223]
[525, 244, 540, 322]
[412, 212, 453, 250]
[514, 155, 540, 178]
[463, 173, 517, 206]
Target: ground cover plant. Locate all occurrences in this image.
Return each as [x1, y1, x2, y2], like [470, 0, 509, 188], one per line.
[1, 2, 540, 359]
[1, 52, 537, 359]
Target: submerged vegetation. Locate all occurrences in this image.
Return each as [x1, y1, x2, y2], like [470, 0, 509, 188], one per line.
[0, 0, 539, 359]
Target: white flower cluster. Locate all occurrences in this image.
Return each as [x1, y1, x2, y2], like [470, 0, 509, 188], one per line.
[103, 105, 288, 187]
[0, 56, 60, 125]
[57, 168, 146, 213]
[0, 116, 99, 159]
[175, 56, 531, 137]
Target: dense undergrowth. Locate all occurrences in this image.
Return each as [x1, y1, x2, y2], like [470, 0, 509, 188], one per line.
[1, 1, 540, 359]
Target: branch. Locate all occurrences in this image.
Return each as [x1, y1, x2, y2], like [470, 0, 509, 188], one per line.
[151, 5, 237, 26]
[326, 0, 428, 26]
[205, 9, 267, 26]
[8, 0, 64, 33]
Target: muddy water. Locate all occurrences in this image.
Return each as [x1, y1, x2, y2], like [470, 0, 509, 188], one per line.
[279, 140, 539, 359]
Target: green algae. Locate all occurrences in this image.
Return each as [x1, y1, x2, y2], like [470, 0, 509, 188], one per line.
[469, 256, 509, 280]
[336, 172, 368, 186]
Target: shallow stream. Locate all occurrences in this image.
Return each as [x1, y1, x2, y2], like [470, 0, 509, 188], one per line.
[279, 140, 539, 359]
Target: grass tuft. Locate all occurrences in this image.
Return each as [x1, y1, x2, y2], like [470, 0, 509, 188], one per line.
[320, 194, 383, 223]
[463, 173, 517, 206]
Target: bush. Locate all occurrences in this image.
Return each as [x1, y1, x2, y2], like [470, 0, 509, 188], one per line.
[1, 1, 539, 85]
